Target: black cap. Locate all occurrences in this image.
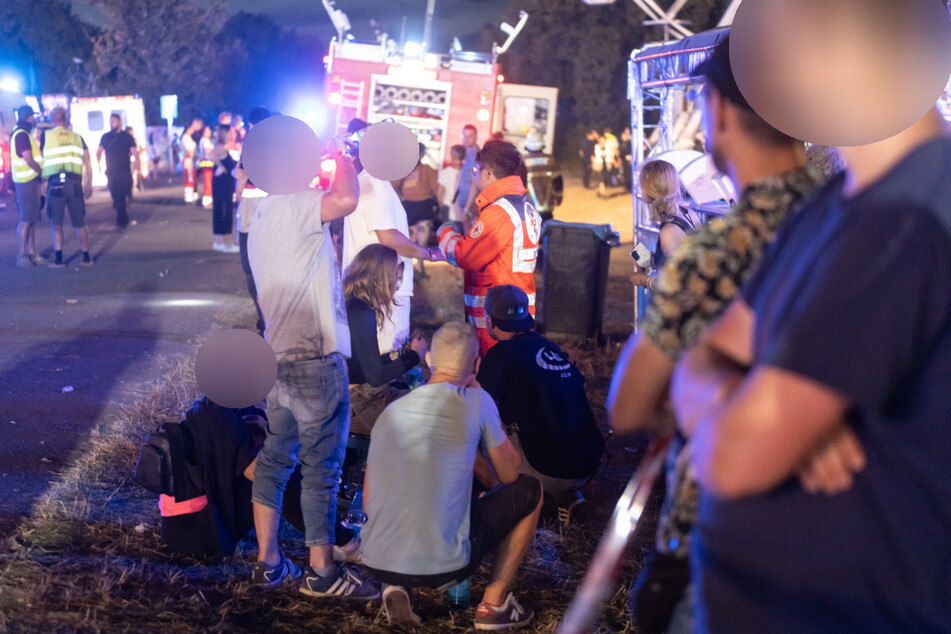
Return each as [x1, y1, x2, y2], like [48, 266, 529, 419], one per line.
[485, 285, 535, 333]
[691, 35, 754, 112]
[347, 118, 369, 135]
[248, 106, 271, 125]
[15, 104, 35, 122]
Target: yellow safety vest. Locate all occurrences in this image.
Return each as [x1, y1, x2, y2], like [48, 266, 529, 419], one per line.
[11, 128, 43, 183]
[41, 126, 84, 178]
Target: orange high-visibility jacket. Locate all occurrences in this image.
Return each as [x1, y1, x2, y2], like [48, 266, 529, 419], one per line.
[438, 175, 542, 353]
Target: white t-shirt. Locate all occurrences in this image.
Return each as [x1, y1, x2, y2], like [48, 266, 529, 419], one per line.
[361, 383, 507, 575]
[438, 165, 462, 220]
[343, 170, 413, 298]
[248, 189, 351, 361]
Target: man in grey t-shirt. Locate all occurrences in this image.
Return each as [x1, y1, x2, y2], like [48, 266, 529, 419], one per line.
[247, 153, 378, 600]
[361, 321, 542, 630]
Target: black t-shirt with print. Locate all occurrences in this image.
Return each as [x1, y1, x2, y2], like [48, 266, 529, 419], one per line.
[695, 138, 951, 633]
[477, 331, 603, 479]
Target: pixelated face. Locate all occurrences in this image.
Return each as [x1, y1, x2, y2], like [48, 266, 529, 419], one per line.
[463, 127, 478, 146]
[731, 0, 951, 146]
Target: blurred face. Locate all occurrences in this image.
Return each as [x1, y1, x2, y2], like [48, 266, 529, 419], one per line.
[699, 88, 728, 175]
[462, 127, 477, 146]
[110, 115, 121, 131]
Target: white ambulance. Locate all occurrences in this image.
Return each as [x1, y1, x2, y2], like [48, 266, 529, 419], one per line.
[69, 95, 147, 187]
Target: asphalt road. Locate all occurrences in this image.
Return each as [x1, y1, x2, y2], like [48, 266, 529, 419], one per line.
[0, 177, 256, 538]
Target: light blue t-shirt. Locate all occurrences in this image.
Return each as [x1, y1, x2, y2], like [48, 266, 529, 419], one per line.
[360, 383, 507, 575]
[457, 145, 478, 212]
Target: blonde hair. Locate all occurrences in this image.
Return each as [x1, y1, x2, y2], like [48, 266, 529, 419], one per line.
[343, 244, 403, 330]
[639, 159, 683, 223]
[430, 322, 479, 377]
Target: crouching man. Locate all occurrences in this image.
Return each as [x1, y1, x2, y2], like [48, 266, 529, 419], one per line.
[360, 321, 543, 630]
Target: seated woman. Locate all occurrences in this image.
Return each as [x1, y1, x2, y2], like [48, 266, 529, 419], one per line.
[631, 159, 702, 290]
[343, 243, 428, 436]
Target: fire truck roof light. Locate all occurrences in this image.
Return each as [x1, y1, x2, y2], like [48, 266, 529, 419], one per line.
[477, 108, 490, 122]
[496, 74, 504, 84]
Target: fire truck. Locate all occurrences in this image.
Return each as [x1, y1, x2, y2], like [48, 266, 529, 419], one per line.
[321, 6, 559, 169]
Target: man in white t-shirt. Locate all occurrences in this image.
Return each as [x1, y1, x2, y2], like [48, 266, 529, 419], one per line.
[342, 119, 445, 353]
[361, 321, 542, 629]
[438, 144, 466, 222]
[247, 153, 379, 600]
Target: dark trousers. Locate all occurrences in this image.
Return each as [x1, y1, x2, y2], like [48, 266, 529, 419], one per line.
[212, 175, 234, 235]
[108, 172, 132, 225]
[582, 158, 592, 189]
[238, 232, 265, 332]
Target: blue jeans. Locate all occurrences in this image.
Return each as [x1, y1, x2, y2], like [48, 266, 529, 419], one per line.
[252, 354, 350, 547]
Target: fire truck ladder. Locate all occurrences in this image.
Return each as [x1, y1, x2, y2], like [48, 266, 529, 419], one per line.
[334, 80, 366, 138]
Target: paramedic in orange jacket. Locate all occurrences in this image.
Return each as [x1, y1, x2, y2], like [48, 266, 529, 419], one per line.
[437, 140, 543, 353]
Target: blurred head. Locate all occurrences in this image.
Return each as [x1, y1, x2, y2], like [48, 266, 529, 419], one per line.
[190, 117, 204, 131]
[429, 321, 480, 383]
[216, 124, 233, 145]
[202, 126, 212, 139]
[248, 107, 270, 127]
[475, 140, 522, 189]
[51, 106, 68, 127]
[342, 244, 404, 329]
[525, 131, 545, 153]
[347, 118, 369, 135]
[218, 111, 232, 126]
[462, 124, 478, 146]
[639, 159, 683, 223]
[15, 104, 35, 127]
[110, 114, 122, 131]
[450, 144, 466, 165]
[604, 127, 613, 136]
[588, 129, 598, 139]
[693, 36, 801, 175]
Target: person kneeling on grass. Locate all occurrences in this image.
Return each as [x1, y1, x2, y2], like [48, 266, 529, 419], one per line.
[360, 321, 543, 629]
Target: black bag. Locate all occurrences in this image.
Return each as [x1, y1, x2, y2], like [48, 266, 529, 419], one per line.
[629, 549, 691, 634]
[133, 426, 175, 495]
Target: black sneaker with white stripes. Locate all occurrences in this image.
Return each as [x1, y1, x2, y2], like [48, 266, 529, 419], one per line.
[250, 551, 302, 587]
[299, 563, 381, 600]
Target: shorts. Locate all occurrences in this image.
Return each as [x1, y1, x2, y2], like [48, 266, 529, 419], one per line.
[364, 474, 541, 589]
[47, 178, 86, 227]
[15, 178, 43, 223]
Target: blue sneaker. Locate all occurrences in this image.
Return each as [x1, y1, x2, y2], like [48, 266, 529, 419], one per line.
[251, 551, 302, 587]
[299, 563, 381, 600]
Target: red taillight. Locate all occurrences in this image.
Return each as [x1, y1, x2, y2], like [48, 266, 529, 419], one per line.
[496, 73, 504, 83]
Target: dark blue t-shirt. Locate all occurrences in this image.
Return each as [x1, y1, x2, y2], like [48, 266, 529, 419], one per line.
[695, 137, 951, 633]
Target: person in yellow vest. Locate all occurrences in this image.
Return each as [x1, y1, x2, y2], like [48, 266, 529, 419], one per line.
[42, 107, 94, 267]
[12, 105, 47, 268]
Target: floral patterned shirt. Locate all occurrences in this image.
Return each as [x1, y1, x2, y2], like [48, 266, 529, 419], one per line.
[643, 166, 823, 558]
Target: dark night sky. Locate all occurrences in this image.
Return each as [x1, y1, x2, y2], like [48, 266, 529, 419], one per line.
[71, 0, 517, 49]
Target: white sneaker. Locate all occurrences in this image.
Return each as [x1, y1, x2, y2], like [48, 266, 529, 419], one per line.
[383, 585, 422, 626]
[221, 244, 239, 253]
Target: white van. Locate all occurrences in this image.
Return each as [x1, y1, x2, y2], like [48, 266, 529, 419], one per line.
[70, 95, 146, 187]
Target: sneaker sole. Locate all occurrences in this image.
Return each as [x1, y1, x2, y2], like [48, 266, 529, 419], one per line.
[299, 586, 381, 600]
[474, 619, 532, 631]
[384, 589, 421, 626]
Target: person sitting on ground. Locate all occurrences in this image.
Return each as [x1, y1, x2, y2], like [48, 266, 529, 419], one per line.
[360, 321, 542, 630]
[343, 243, 427, 436]
[631, 159, 702, 290]
[153, 396, 306, 562]
[476, 284, 604, 525]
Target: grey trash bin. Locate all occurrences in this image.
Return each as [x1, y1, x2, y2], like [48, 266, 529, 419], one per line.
[538, 221, 620, 339]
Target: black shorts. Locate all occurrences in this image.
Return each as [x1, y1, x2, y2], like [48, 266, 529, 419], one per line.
[47, 178, 86, 227]
[365, 474, 541, 589]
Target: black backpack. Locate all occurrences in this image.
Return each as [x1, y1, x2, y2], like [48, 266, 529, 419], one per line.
[133, 423, 185, 495]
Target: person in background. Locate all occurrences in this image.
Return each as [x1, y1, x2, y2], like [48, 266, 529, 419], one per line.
[182, 118, 203, 203]
[437, 140, 542, 354]
[232, 114, 246, 147]
[631, 159, 701, 292]
[603, 127, 620, 186]
[805, 144, 845, 183]
[97, 114, 139, 229]
[438, 144, 466, 223]
[456, 124, 480, 225]
[579, 129, 598, 190]
[197, 126, 215, 208]
[343, 243, 427, 436]
[11, 105, 47, 267]
[361, 321, 542, 629]
[210, 124, 239, 253]
[523, 131, 563, 223]
[235, 106, 272, 334]
[392, 143, 439, 274]
[620, 127, 633, 192]
[592, 136, 610, 198]
[42, 106, 94, 268]
[126, 126, 147, 193]
[477, 285, 604, 526]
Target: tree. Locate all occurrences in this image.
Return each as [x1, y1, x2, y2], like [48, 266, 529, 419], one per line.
[86, 0, 229, 124]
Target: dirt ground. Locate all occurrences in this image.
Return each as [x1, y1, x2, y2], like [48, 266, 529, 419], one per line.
[0, 177, 656, 633]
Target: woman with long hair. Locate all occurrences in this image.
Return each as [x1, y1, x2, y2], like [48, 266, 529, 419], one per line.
[632, 160, 701, 289]
[344, 243, 427, 435]
[210, 124, 239, 253]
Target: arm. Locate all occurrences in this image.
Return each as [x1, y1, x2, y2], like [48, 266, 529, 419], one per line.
[131, 140, 141, 174]
[690, 365, 850, 499]
[607, 333, 677, 434]
[96, 145, 104, 165]
[659, 223, 687, 258]
[486, 438, 521, 484]
[243, 457, 256, 481]
[82, 148, 93, 197]
[670, 298, 754, 437]
[319, 155, 360, 222]
[235, 162, 248, 199]
[438, 207, 508, 270]
[21, 149, 42, 177]
[347, 301, 418, 386]
[374, 228, 434, 261]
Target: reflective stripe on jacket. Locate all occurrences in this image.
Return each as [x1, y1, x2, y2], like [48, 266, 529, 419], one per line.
[11, 128, 42, 182]
[41, 127, 84, 177]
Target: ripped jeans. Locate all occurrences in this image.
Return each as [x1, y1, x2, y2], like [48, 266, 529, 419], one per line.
[251, 353, 350, 547]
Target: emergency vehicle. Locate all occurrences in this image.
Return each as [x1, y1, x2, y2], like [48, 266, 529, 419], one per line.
[0, 81, 28, 194]
[322, 11, 558, 169]
[68, 95, 147, 187]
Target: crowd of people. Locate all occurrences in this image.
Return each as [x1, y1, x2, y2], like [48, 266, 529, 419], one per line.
[579, 125, 633, 197]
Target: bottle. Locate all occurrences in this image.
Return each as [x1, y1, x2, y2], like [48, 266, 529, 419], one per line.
[405, 365, 425, 389]
[346, 486, 367, 533]
[447, 577, 470, 610]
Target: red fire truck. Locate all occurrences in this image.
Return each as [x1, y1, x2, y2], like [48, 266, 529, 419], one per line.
[322, 11, 558, 169]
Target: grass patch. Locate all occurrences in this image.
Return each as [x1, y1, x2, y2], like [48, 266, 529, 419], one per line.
[0, 269, 657, 632]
